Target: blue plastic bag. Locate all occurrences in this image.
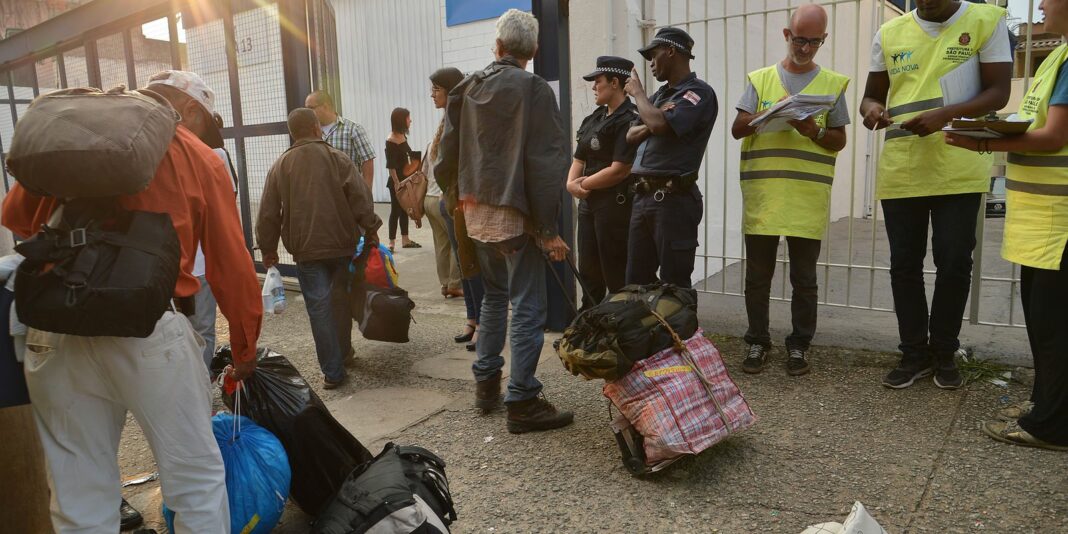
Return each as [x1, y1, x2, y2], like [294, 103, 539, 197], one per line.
[163, 413, 291, 534]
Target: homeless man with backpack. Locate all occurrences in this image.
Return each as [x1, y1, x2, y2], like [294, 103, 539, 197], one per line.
[435, 9, 575, 433]
[256, 108, 382, 390]
[0, 84, 263, 532]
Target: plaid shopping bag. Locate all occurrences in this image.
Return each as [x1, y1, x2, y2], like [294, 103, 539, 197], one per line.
[603, 328, 757, 465]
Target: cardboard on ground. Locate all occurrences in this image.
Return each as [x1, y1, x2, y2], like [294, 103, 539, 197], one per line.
[748, 93, 837, 134]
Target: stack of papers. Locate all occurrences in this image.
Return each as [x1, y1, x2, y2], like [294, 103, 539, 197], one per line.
[748, 93, 838, 134]
[941, 117, 1032, 139]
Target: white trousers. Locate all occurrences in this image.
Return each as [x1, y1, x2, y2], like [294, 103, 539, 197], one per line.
[23, 312, 230, 534]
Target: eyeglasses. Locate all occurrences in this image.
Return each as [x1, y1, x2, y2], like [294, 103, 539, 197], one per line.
[789, 34, 825, 48]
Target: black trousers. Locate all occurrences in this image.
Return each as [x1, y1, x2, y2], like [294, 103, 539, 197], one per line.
[625, 186, 704, 288]
[387, 185, 409, 240]
[743, 235, 821, 351]
[577, 197, 632, 309]
[1018, 244, 1068, 445]
[881, 193, 980, 362]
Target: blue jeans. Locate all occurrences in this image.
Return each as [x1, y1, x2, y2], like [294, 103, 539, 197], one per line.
[440, 199, 485, 323]
[472, 235, 546, 402]
[296, 257, 352, 382]
[189, 275, 218, 369]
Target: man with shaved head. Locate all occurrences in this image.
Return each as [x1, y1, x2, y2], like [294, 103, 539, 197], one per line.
[257, 107, 381, 389]
[731, 3, 851, 377]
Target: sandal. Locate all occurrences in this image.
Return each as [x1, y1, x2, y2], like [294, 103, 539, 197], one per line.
[982, 420, 1068, 451]
[402, 241, 422, 248]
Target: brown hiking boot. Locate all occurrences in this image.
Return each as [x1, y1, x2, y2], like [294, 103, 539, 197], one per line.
[475, 371, 502, 412]
[506, 396, 574, 434]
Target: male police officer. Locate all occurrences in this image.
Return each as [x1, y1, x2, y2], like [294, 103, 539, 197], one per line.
[624, 27, 718, 288]
[860, 0, 1011, 389]
[732, 4, 850, 376]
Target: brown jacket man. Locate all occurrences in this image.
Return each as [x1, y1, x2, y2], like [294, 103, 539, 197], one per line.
[256, 108, 381, 388]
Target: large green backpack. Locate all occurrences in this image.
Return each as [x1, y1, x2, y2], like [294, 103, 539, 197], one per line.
[556, 283, 699, 381]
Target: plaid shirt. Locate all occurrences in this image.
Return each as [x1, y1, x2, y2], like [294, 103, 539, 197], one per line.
[323, 116, 375, 170]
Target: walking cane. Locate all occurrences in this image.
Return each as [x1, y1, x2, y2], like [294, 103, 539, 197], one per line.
[543, 251, 590, 314]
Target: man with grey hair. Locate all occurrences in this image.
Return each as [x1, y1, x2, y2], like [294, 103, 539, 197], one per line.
[257, 108, 381, 390]
[435, 8, 574, 434]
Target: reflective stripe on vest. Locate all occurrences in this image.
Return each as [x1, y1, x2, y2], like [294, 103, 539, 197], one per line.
[739, 65, 849, 240]
[875, 4, 1004, 200]
[1002, 43, 1068, 270]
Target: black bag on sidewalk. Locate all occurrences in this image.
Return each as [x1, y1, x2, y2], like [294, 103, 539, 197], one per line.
[212, 347, 374, 516]
[313, 443, 457, 534]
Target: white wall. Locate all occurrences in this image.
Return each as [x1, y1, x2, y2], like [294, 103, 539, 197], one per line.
[331, 0, 505, 202]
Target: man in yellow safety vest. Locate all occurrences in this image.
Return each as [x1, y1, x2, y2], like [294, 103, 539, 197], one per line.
[860, 0, 1012, 390]
[732, 4, 850, 377]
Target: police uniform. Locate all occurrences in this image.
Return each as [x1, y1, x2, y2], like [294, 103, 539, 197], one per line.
[574, 57, 640, 307]
[627, 27, 719, 288]
[872, 2, 1009, 385]
[999, 42, 1068, 445]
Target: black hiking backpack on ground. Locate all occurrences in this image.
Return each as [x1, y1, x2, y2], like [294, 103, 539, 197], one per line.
[556, 283, 699, 381]
[7, 86, 181, 338]
[313, 443, 457, 534]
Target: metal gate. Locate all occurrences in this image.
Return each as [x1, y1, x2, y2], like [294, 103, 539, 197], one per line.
[0, 0, 340, 277]
[642, 0, 1044, 328]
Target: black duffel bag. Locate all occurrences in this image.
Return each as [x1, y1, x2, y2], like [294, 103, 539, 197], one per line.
[14, 206, 180, 338]
[353, 283, 415, 343]
[313, 442, 457, 534]
[556, 283, 698, 381]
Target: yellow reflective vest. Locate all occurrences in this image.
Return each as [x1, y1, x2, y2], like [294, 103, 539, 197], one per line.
[740, 65, 850, 240]
[877, 4, 1004, 200]
[1002, 44, 1068, 270]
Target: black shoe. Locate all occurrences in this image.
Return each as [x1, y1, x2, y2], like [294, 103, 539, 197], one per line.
[454, 325, 475, 343]
[120, 498, 144, 531]
[933, 352, 964, 390]
[506, 396, 574, 434]
[466, 339, 476, 352]
[882, 356, 933, 389]
[741, 344, 769, 374]
[785, 348, 811, 376]
[475, 371, 502, 412]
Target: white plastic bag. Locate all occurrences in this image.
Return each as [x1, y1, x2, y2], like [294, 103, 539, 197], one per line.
[262, 267, 286, 315]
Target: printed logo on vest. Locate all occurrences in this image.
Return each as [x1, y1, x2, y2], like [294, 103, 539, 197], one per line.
[889, 50, 919, 75]
[959, 32, 972, 46]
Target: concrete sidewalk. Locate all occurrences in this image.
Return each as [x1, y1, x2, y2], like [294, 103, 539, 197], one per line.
[117, 203, 1067, 533]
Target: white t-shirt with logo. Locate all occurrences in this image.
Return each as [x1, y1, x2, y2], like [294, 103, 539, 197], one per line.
[869, 3, 1012, 72]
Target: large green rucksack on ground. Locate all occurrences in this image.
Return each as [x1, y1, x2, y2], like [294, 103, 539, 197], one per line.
[556, 283, 699, 381]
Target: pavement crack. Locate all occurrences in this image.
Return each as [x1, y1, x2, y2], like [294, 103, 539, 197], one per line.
[903, 386, 970, 533]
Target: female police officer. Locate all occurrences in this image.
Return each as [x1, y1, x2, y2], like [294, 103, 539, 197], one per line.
[566, 56, 640, 308]
[946, 0, 1068, 452]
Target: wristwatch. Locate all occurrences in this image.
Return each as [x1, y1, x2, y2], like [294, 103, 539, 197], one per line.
[815, 127, 827, 140]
